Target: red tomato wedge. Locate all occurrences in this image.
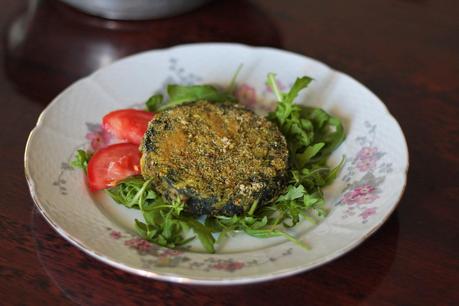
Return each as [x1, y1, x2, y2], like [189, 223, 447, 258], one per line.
[87, 143, 141, 191]
[103, 109, 154, 145]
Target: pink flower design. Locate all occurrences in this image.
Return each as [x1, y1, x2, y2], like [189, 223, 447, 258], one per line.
[124, 238, 153, 251]
[354, 185, 375, 195]
[356, 159, 377, 172]
[342, 184, 378, 205]
[357, 147, 378, 160]
[235, 84, 257, 109]
[355, 147, 379, 172]
[359, 207, 377, 220]
[357, 193, 378, 205]
[110, 231, 122, 239]
[85, 126, 115, 151]
[212, 260, 245, 272]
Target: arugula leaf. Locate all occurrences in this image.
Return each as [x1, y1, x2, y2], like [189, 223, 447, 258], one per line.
[106, 176, 156, 208]
[209, 210, 312, 251]
[204, 216, 224, 233]
[267, 73, 344, 167]
[144, 84, 237, 112]
[71, 149, 92, 174]
[296, 142, 325, 168]
[145, 94, 163, 112]
[156, 84, 236, 111]
[302, 108, 345, 163]
[276, 185, 306, 202]
[283, 76, 313, 105]
[107, 177, 209, 250]
[146, 65, 242, 112]
[102, 71, 346, 254]
[243, 228, 283, 239]
[262, 73, 344, 241]
[324, 156, 346, 185]
[107, 173, 329, 253]
[133, 197, 197, 248]
[134, 219, 157, 240]
[267, 74, 312, 125]
[185, 218, 216, 253]
[227, 63, 243, 94]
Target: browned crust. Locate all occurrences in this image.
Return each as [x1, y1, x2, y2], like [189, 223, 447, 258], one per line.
[141, 101, 289, 216]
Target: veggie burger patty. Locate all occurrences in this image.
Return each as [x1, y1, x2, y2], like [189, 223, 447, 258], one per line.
[140, 101, 289, 216]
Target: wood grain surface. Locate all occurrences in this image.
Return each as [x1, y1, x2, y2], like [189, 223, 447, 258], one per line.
[1, 0, 458, 305]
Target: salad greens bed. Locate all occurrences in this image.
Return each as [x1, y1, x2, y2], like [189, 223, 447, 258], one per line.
[73, 73, 345, 253]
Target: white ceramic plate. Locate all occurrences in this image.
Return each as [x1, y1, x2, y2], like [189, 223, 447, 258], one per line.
[25, 43, 408, 285]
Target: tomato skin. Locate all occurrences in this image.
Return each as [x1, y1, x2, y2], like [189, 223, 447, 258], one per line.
[103, 109, 153, 145]
[87, 143, 141, 191]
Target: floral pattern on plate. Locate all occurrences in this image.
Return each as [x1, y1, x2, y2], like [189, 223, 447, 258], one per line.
[53, 64, 396, 270]
[337, 121, 394, 223]
[107, 228, 292, 272]
[26, 43, 408, 284]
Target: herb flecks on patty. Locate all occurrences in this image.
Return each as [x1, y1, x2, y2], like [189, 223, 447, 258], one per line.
[141, 101, 289, 216]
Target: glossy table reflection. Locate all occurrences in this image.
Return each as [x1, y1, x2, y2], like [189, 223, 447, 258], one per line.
[1, 0, 458, 305]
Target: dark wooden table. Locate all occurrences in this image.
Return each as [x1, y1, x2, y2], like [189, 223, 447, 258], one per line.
[1, 0, 458, 305]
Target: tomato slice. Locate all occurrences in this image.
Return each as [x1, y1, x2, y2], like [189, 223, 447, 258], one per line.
[87, 143, 141, 191]
[103, 109, 154, 145]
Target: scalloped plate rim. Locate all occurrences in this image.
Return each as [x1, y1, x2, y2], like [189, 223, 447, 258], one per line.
[24, 42, 409, 285]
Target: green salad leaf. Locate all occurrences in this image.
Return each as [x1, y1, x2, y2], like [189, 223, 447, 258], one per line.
[160, 84, 236, 111]
[107, 177, 216, 252]
[105, 176, 156, 208]
[144, 84, 237, 112]
[267, 73, 345, 167]
[71, 149, 92, 173]
[145, 65, 242, 112]
[145, 94, 163, 112]
[204, 199, 312, 251]
[145, 85, 236, 112]
[183, 218, 216, 253]
[101, 72, 345, 253]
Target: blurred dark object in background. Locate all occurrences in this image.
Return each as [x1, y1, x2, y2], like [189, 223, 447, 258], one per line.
[5, 0, 281, 103]
[59, 0, 213, 20]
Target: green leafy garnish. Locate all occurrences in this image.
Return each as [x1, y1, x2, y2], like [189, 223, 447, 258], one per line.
[201, 181, 327, 252]
[144, 84, 236, 112]
[145, 94, 163, 112]
[105, 176, 156, 208]
[184, 218, 216, 253]
[267, 73, 345, 167]
[100, 71, 346, 253]
[227, 63, 243, 94]
[71, 149, 92, 173]
[107, 177, 216, 252]
[144, 65, 242, 112]
[160, 84, 236, 111]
